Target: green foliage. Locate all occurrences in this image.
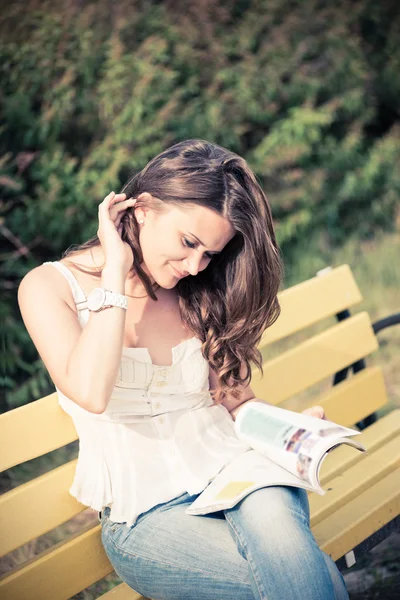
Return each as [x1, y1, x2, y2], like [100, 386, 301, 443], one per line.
[1, 0, 399, 409]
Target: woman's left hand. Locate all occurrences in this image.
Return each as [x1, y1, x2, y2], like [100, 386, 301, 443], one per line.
[302, 405, 326, 419]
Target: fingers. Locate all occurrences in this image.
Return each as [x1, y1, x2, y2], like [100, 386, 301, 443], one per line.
[113, 198, 137, 230]
[109, 194, 137, 209]
[302, 406, 325, 419]
[113, 197, 137, 211]
[99, 192, 137, 223]
[100, 192, 135, 209]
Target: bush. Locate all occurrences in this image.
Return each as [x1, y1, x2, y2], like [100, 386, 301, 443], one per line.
[1, 0, 399, 408]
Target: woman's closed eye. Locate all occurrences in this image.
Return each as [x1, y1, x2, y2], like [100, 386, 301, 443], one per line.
[182, 237, 215, 260]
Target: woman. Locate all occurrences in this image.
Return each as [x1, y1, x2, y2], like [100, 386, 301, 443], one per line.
[18, 139, 349, 599]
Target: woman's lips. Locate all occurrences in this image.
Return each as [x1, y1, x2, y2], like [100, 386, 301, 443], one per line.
[169, 264, 186, 278]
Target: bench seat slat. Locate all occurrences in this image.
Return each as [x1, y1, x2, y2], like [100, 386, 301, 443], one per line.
[314, 469, 400, 561]
[309, 434, 400, 526]
[259, 265, 362, 347]
[97, 582, 147, 599]
[251, 312, 378, 403]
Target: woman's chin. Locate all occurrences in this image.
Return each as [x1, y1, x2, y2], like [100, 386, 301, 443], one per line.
[151, 271, 178, 290]
[157, 276, 178, 290]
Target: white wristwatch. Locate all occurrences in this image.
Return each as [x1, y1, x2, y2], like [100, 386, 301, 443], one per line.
[80, 288, 128, 312]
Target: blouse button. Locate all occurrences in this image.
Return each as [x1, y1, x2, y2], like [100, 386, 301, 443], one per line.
[154, 402, 161, 409]
[160, 369, 168, 377]
[159, 417, 164, 424]
[157, 381, 167, 388]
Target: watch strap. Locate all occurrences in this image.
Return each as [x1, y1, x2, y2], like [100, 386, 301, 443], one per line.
[104, 289, 128, 310]
[77, 288, 128, 311]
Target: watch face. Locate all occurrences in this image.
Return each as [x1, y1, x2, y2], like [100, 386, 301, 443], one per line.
[87, 288, 106, 311]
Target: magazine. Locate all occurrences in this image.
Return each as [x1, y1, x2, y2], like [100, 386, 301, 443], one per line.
[186, 401, 367, 515]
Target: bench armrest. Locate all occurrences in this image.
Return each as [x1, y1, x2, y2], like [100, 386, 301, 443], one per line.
[372, 312, 400, 335]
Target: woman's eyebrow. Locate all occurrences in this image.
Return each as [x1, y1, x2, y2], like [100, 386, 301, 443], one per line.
[188, 232, 221, 254]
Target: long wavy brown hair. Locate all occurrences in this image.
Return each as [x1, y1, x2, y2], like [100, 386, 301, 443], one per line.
[63, 139, 284, 403]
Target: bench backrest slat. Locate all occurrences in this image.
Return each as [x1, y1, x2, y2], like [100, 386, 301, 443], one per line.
[0, 460, 81, 557]
[252, 312, 378, 403]
[0, 394, 77, 471]
[296, 365, 388, 427]
[0, 526, 112, 600]
[259, 264, 362, 347]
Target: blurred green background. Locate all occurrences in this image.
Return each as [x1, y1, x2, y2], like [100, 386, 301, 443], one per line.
[1, 1, 399, 596]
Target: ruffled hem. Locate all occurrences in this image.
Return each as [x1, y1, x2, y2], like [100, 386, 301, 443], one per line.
[69, 449, 113, 512]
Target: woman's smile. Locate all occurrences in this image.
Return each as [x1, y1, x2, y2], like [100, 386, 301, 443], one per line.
[169, 263, 187, 278]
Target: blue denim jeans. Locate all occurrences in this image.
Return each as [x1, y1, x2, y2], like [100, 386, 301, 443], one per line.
[100, 486, 349, 600]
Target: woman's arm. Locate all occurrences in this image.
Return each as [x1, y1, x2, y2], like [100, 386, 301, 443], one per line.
[18, 263, 127, 414]
[209, 367, 263, 421]
[209, 368, 325, 421]
[18, 192, 137, 414]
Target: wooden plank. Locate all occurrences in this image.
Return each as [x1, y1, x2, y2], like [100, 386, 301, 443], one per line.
[0, 460, 86, 557]
[0, 525, 112, 600]
[251, 312, 378, 404]
[313, 470, 400, 561]
[299, 366, 388, 428]
[318, 409, 400, 485]
[259, 265, 362, 347]
[309, 435, 400, 527]
[0, 393, 77, 471]
[97, 582, 148, 599]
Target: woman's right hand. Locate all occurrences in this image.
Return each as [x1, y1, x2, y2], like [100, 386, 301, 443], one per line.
[97, 191, 137, 275]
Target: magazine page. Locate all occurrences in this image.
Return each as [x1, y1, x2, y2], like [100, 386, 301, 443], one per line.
[185, 449, 319, 516]
[234, 402, 367, 491]
[186, 401, 367, 516]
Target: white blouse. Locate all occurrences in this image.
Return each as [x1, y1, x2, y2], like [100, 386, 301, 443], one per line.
[43, 261, 250, 526]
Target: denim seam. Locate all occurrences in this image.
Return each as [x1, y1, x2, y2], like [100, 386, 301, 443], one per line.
[286, 506, 310, 528]
[224, 512, 265, 600]
[105, 531, 251, 584]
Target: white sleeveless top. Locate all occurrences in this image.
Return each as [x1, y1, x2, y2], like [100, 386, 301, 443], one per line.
[43, 261, 250, 525]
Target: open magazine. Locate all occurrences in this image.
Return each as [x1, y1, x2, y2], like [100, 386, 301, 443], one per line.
[186, 401, 367, 516]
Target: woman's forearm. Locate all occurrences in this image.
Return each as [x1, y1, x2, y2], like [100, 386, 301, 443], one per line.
[66, 266, 127, 413]
[229, 397, 268, 421]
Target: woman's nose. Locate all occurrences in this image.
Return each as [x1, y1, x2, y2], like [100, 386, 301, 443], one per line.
[184, 252, 203, 276]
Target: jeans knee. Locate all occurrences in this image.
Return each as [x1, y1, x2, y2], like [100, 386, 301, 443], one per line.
[237, 486, 310, 527]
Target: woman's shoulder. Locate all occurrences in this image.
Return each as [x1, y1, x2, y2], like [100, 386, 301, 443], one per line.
[18, 250, 96, 312]
[18, 263, 74, 315]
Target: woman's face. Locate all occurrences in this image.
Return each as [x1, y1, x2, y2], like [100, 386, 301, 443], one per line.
[137, 200, 235, 289]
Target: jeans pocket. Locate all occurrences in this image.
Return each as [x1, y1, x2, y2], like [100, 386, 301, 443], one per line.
[107, 520, 125, 533]
[101, 511, 125, 534]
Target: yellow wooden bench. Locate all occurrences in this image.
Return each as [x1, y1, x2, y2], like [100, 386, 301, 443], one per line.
[1, 264, 399, 600]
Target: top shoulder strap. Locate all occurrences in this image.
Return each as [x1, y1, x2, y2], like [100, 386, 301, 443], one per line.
[43, 261, 88, 311]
